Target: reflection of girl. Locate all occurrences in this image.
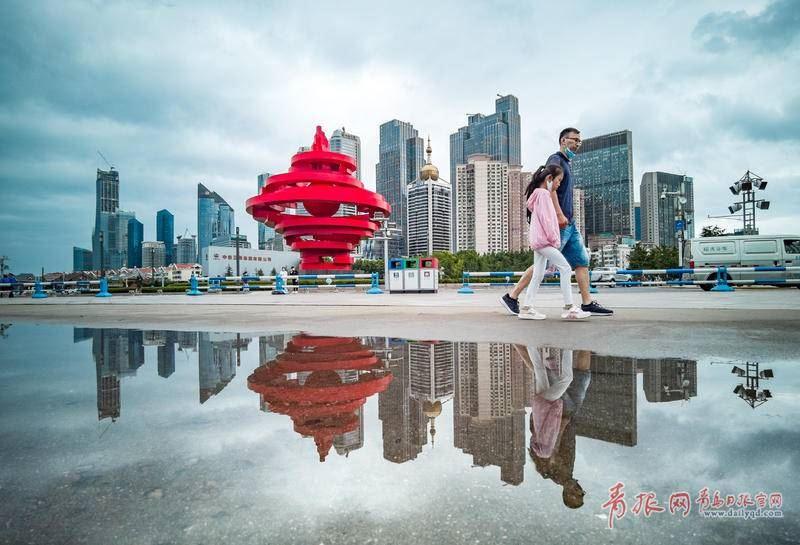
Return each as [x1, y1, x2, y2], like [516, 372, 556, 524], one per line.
[520, 345, 591, 509]
[520, 165, 590, 321]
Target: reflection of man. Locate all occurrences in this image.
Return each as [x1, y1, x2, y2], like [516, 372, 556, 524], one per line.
[518, 346, 592, 509]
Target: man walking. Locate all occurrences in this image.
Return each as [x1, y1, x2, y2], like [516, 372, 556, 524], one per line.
[501, 127, 613, 317]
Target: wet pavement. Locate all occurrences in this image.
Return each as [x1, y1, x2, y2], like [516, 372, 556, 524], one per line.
[0, 323, 798, 544]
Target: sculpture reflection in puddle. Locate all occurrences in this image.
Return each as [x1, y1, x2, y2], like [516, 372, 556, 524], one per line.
[248, 335, 393, 461]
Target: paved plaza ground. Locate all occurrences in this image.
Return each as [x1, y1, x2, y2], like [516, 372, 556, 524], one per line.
[3, 286, 799, 361]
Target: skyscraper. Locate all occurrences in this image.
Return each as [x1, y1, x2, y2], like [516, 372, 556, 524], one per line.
[376, 120, 424, 257]
[108, 210, 136, 269]
[453, 341, 526, 485]
[640, 172, 695, 248]
[330, 127, 362, 180]
[455, 154, 509, 253]
[507, 166, 532, 252]
[570, 130, 634, 239]
[156, 209, 175, 265]
[407, 138, 452, 256]
[450, 95, 521, 247]
[197, 183, 235, 268]
[175, 233, 197, 264]
[127, 218, 143, 268]
[330, 128, 361, 217]
[92, 168, 119, 270]
[142, 241, 166, 268]
[634, 202, 642, 241]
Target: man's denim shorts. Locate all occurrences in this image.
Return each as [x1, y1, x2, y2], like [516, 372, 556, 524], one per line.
[559, 221, 589, 268]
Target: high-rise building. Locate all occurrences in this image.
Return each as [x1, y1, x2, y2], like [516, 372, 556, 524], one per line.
[198, 332, 248, 404]
[330, 127, 362, 180]
[142, 241, 166, 268]
[450, 95, 521, 247]
[92, 168, 120, 270]
[507, 166, 532, 252]
[376, 120, 424, 257]
[175, 233, 197, 264]
[108, 210, 136, 269]
[640, 172, 695, 248]
[571, 130, 634, 239]
[634, 202, 642, 241]
[127, 218, 144, 268]
[72, 247, 93, 272]
[407, 138, 452, 256]
[197, 183, 235, 268]
[378, 339, 426, 463]
[256, 173, 286, 250]
[573, 188, 586, 242]
[330, 128, 361, 217]
[455, 154, 509, 253]
[156, 209, 175, 265]
[453, 341, 526, 485]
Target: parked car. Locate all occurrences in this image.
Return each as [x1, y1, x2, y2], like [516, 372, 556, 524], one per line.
[686, 234, 800, 291]
[590, 267, 633, 285]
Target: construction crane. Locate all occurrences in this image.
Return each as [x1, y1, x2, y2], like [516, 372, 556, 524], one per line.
[97, 150, 115, 171]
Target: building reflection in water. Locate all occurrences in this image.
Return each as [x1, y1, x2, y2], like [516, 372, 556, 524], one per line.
[74, 328, 726, 490]
[248, 335, 393, 462]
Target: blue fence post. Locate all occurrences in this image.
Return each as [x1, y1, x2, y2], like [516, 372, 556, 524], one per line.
[31, 279, 48, 299]
[457, 272, 474, 294]
[96, 277, 112, 298]
[366, 272, 383, 294]
[187, 273, 203, 296]
[710, 265, 735, 292]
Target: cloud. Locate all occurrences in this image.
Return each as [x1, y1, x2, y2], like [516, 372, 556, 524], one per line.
[693, 0, 800, 53]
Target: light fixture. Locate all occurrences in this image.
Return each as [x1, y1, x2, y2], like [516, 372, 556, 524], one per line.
[729, 183, 740, 195]
[731, 365, 745, 376]
[762, 389, 772, 398]
[728, 203, 743, 214]
[733, 384, 745, 395]
[759, 369, 774, 378]
[740, 180, 753, 191]
[754, 179, 768, 190]
[756, 201, 770, 210]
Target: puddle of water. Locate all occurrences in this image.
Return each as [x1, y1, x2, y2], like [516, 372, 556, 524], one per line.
[0, 323, 797, 544]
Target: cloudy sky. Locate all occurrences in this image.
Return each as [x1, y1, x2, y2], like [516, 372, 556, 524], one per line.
[1, 0, 798, 272]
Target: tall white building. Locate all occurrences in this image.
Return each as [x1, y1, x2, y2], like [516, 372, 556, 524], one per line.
[455, 154, 509, 253]
[330, 127, 361, 217]
[407, 138, 452, 256]
[142, 241, 167, 268]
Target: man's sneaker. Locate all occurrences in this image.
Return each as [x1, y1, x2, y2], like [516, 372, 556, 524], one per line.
[500, 294, 519, 315]
[561, 305, 591, 321]
[581, 300, 614, 316]
[519, 308, 546, 320]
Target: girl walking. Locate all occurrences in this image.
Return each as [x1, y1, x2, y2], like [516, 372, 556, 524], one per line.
[520, 165, 590, 321]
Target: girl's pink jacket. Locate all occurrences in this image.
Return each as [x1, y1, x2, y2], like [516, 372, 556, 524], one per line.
[527, 188, 561, 250]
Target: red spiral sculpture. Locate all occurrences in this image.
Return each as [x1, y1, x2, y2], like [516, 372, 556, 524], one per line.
[245, 127, 391, 271]
[247, 335, 393, 461]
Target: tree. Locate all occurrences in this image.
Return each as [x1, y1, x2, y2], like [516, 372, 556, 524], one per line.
[701, 225, 727, 237]
[225, 265, 233, 276]
[0, 255, 9, 275]
[256, 268, 264, 276]
[628, 244, 650, 270]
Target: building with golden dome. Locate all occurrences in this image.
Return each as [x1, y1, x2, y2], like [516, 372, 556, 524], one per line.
[407, 137, 452, 256]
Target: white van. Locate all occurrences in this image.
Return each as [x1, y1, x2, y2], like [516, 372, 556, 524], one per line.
[686, 234, 800, 291]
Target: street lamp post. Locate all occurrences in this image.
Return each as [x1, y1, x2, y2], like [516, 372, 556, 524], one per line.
[661, 181, 688, 267]
[371, 217, 402, 289]
[99, 231, 105, 278]
[235, 227, 240, 277]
